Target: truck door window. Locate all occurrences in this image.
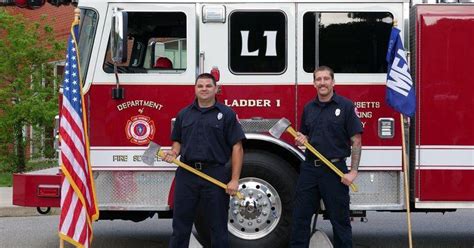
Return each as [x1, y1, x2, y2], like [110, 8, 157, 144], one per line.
[229, 11, 286, 74]
[103, 12, 187, 74]
[303, 12, 393, 73]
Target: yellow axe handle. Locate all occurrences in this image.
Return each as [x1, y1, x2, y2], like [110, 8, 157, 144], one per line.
[158, 150, 244, 199]
[286, 126, 358, 192]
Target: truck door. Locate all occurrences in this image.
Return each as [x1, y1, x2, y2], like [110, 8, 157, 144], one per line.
[198, 3, 296, 124]
[83, 3, 197, 211]
[88, 3, 196, 166]
[197, 3, 297, 247]
[296, 2, 407, 210]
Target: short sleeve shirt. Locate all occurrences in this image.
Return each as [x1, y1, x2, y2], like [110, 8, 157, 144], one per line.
[300, 93, 363, 161]
[171, 100, 246, 164]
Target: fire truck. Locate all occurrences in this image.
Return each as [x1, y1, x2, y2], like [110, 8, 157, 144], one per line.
[11, 0, 473, 247]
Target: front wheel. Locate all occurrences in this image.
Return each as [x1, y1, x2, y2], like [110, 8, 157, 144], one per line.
[194, 150, 298, 248]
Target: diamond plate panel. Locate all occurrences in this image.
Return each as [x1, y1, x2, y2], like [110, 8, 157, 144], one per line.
[93, 171, 175, 210]
[350, 171, 403, 208]
[172, 118, 280, 134]
[239, 119, 280, 133]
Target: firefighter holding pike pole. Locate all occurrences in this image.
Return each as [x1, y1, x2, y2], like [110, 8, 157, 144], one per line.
[162, 73, 246, 248]
[290, 66, 363, 248]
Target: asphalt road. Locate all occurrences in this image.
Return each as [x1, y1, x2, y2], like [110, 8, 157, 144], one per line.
[319, 210, 474, 248]
[0, 210, 473, 248]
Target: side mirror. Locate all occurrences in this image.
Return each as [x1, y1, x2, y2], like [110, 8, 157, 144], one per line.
[110, 8, 128, 63]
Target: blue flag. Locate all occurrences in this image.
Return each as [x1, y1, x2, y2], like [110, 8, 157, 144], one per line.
[386, 27, 415, 117]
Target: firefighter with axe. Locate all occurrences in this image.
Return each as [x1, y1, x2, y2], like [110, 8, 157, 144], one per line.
[286, 66, 363, 248]
[162, 73, 245, 248]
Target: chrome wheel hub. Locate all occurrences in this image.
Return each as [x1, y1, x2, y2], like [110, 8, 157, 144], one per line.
[228, 177, 281, 240]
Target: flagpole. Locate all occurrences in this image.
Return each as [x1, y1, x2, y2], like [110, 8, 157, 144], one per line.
[400, 113, 413, 248]
[393, 19, 413, 248]
[59, 9, 82, 248]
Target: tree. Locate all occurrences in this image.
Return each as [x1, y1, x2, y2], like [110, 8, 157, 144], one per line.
[0, 9, 64, 172]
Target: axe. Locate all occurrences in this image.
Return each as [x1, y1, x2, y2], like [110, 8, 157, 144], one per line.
[142, 141, 244, 199]
[269, 118, 358, 192]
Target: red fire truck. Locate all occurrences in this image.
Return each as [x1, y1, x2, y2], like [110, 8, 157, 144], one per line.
[12, 0, 473, 247]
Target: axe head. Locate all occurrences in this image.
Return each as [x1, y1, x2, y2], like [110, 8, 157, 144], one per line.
[269, 118, 291, 139]
[142, 141, 161, 165]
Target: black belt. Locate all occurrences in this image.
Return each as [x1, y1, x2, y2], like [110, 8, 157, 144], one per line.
[312, 158, 344, 167]
[183, 161, 219, 170]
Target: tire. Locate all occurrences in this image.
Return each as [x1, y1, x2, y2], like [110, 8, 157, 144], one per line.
[194, 150, 298, 248]
[36, 207, 51, 215]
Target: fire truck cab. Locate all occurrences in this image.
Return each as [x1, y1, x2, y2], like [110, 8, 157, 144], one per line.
[13, 0, 474, 247]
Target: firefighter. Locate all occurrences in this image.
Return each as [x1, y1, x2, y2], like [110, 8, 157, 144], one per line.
[290, 66, 363, 248]
[163, 73, 245, 248]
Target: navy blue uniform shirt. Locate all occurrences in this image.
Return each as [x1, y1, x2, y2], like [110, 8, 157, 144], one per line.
[171, 100, 246, 165]
[300, 92, 363, 161]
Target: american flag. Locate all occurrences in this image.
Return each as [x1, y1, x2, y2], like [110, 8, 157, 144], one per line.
[58, 19, 99, 248]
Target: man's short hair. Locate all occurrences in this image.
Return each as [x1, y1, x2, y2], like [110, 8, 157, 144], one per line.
[313, 65, 334, 80]
[195, 73, 216, 86]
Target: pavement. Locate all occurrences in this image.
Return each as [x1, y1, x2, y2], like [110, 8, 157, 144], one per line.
[0, 186, 328, 247]
[0, 186, 203, 247]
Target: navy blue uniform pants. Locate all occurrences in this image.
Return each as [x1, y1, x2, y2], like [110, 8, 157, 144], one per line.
[290, 161, 352, 248]
[169, 166, 230, 248]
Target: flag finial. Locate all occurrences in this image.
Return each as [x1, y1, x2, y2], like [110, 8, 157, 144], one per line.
[74, 8, 80, 23]
[393, 19, 398, 27]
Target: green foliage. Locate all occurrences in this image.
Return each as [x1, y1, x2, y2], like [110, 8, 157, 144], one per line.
[0, 9, 64, 173]
[0, 172, 12, 187]
[0, 159, 58, 187]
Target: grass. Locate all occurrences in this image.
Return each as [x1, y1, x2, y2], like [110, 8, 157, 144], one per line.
[0, 159, 58, 187]
[0, 172, 12, 187]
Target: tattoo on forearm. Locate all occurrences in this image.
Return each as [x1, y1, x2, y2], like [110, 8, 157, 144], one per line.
[351, 136, 362, 171]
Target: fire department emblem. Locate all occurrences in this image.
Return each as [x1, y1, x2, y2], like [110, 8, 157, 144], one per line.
[125, 115, 155, 145]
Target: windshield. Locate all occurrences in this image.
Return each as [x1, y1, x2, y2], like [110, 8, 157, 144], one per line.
[78, 8, 99, 84]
